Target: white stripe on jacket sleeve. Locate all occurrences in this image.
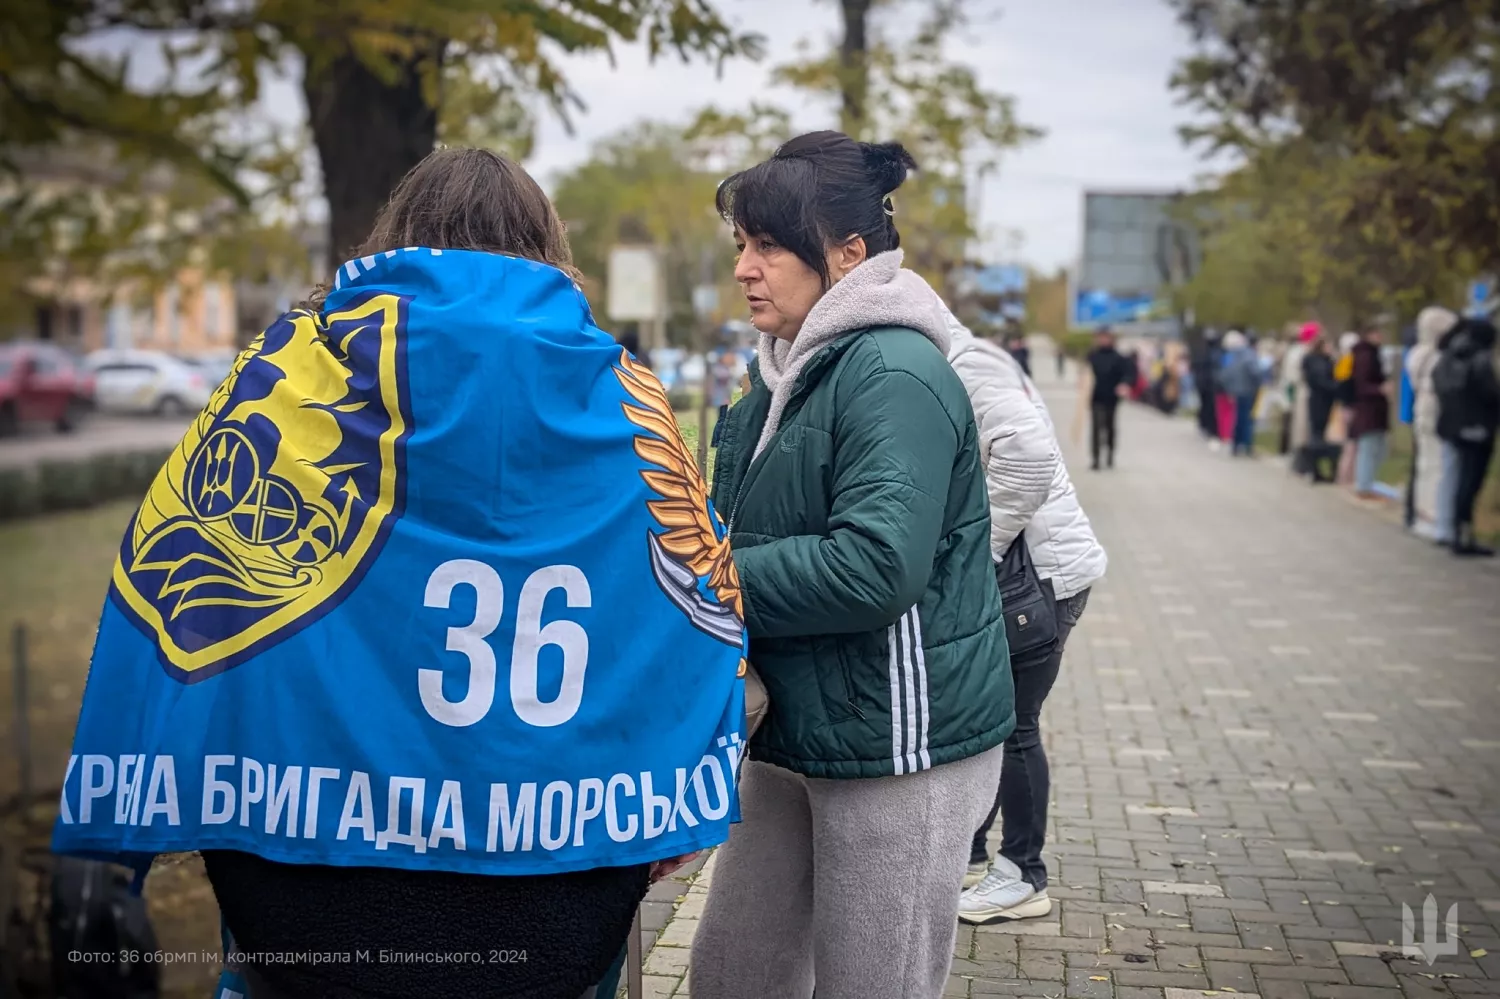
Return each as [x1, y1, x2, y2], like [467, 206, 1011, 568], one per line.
[908, 608, 931, 772]
[887, 621, 906, 775]
[900, 611, 919, 775]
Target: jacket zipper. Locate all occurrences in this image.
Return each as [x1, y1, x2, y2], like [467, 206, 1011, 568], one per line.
[726, 367, 811, 535]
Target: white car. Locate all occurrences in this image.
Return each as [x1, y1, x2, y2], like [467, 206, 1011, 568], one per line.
[176, 350, 239, 390]
[83, 348, 214, 416]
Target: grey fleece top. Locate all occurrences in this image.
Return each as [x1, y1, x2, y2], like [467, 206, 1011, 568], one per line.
[752, 249, 951, 460]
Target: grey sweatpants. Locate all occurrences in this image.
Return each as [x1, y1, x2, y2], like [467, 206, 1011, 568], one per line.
[688, 746, 1004, 999]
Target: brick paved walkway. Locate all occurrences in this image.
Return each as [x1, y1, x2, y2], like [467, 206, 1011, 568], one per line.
[633, 360, 1500, 999]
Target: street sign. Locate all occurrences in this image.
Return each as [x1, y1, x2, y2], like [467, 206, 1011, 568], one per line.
[691, 284, 719, 319]
[1466, 277, 1494, 317]
[607, 246, 664, 322]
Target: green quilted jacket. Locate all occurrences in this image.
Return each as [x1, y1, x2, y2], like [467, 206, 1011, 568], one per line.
[711, 324, 1015, 779]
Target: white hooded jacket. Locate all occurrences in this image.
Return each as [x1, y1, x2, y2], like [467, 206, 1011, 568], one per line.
[1407, 305, 1458, 438]
[944, 311, 1107, 599]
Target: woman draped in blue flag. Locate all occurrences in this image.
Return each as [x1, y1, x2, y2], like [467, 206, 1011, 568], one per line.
[52, 148, 748, 998]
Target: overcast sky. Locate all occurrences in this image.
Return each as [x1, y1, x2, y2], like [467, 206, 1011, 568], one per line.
[510, 0, 1222, 272]
[216, 0, 1224, 273]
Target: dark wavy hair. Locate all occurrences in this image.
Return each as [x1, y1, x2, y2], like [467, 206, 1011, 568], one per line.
[714, 130, 918, 289]
[304, 147, 578, 309]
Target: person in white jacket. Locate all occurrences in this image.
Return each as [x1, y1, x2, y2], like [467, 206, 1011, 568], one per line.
[943, 308, 1109, 923]
[1407, 305, 1459, 542]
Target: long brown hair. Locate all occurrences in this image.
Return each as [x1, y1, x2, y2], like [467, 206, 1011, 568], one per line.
[304, 147, 578, 309]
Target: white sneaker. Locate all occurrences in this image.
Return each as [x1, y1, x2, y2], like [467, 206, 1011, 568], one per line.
[963, 859, 989, 889]
[957, 856, 1052, 924]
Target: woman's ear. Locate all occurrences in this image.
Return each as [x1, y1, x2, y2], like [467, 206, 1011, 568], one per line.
[828, 235, 868, 282]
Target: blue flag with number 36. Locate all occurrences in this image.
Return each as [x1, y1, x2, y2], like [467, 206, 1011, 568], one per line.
[52, 248, 748, 877]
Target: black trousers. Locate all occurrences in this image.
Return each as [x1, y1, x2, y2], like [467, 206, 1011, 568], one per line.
[1454, 437, 1497, 534]
[240, 965, 608, 999]
[970, 589, 1090, 888]
[1404, 433, 1419, 527]
[1307, 395, 1333, 442]
[1197, 389, 1219, 437]
[1090, 400, 1118, 467]
[205, 850, 648, 999]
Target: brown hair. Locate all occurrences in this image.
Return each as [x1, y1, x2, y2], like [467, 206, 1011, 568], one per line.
[304, 147, 578, 309]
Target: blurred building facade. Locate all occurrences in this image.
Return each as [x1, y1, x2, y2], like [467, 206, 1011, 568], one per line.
[24, 272, 238, 356]
[4, 147, 327, 355]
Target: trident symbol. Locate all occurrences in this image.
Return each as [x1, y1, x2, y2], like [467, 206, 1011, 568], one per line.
[198, 434, 242, 511]
[1402, 895, 1459, 965]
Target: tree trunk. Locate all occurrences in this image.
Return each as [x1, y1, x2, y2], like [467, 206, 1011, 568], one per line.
[302, 44, 444, 263]
[838, 0, 872, 137]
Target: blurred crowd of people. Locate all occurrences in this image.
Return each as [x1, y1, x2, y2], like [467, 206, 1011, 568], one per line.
[1105, 313, 1499, 557]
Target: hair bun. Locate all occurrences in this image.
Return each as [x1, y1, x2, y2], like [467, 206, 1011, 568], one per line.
[860, 141, 918, 195]
[773, 130, 846, 161]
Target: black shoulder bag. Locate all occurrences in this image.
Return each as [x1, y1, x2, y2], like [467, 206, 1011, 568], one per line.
[994, 535, 1059, 671]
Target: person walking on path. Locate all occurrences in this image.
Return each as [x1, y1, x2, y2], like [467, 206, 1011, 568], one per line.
[942, 307, 1107, 924]
[1083, 326, 1132, 470]
[1219, 329, 1264, 456]
[1407, 306, 1459, 541]
[50, 148, 746, 999]
[1349, 326, 1392, 498]
[689, 131, 1013, 999]
[1433, 315, 1500, 556]
[1006, 332, 1032, 377]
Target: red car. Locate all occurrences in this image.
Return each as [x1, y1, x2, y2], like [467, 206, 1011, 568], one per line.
[0, 341, 96, 435]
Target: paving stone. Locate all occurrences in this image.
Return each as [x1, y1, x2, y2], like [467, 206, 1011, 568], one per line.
[1201, 946, 1296, 965]
[1128, 805, 1200, 817]
[1207, 961, 1259, 993]
[1332, 941, 1402, 958]
[1284, 850, 1367, 864]
[976, 919, 1063, 937]
[1253, 964, 1351, 983]
[640, 974, 679, 999]
[644, 944, 690, 976]
[1339, 956, 1400, 988]
[1256, 985, 1312, 999]
[641, 899, 676, 932]
[1143, 881, 1226, 897]
[1115, 971, 1212, 988]
[1019, 947, 1067, 980]
[970, 979, 1054, 996]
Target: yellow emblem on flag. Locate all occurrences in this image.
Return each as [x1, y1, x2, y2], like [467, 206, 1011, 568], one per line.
[113, 294, 411, 681]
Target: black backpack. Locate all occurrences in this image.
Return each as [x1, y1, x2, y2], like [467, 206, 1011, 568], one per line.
[1432, 343, 1472, 408]
[1431, 319, 1500, 442]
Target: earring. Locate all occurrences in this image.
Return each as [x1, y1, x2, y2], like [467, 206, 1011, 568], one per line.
[882, 195, 896, 217]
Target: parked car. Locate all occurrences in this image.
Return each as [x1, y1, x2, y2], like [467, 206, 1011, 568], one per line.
[175, 350, 238, 390]
[83, 348, 213, 416]
[0, 340, 96, 436]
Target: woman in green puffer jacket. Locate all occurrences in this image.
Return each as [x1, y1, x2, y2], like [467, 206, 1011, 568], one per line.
[688, 131, 1014, 999]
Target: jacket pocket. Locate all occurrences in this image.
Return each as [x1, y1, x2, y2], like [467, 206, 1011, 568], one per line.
[813, 637, 861, 723]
